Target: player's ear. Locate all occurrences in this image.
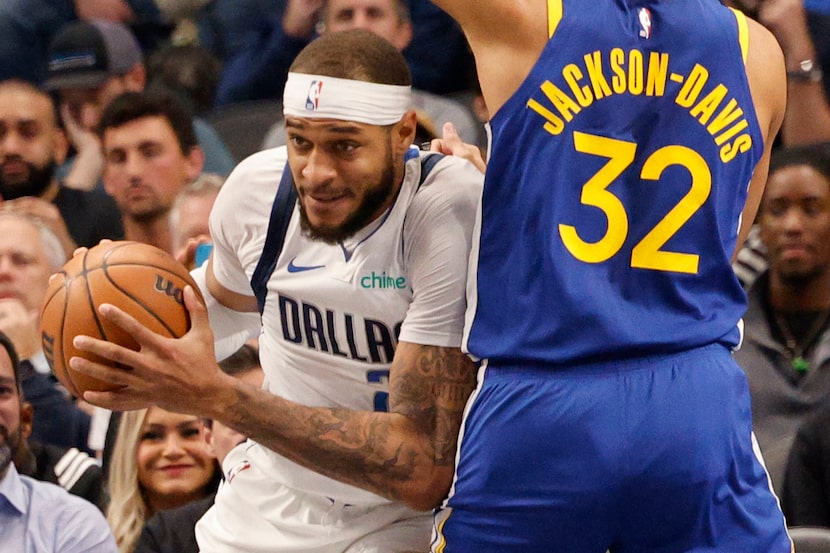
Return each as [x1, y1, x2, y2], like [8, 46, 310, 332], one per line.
[393, 109, 418, 153]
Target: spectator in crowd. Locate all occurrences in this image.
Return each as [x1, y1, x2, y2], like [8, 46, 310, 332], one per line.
[44, 19, 233, 191]
[0, 329, 117, 552]
[146, 44, 223, 116]
[261, 0, 482, 149]
[0, 0, 162, 86]
[12, 374, 104, 511]
[734, 145, 830, 492]
[0, 79, 123, 256]
[106, 405, 221, 553]
[168, 172, 223, 257]
[0, 212, 94, 454]
[783, 403, 830, 527]
[0, 212, 105, 504]
[134, 344, 264, 553]
[99, 89, 205, 254]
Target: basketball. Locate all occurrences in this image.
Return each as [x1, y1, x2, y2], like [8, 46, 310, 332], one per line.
[39, 241, 203, 397]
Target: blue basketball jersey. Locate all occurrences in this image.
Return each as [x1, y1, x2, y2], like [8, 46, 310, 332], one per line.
[465, 0, 763, 365]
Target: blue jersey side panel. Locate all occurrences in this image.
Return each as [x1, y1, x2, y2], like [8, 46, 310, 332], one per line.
[466, 0, 763, 365]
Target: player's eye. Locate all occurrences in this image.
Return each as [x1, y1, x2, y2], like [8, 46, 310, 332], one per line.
[334, 141, 359, 155]
[288, 135, 311, 151]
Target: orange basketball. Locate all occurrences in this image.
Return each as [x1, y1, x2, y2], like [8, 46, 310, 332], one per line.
[39, 241, 203, 397]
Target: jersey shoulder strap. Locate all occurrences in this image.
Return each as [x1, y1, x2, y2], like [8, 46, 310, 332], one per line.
[250, 161, 297, 314]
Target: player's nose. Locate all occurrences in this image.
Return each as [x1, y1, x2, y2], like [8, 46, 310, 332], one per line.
[301, 148, 337, 185]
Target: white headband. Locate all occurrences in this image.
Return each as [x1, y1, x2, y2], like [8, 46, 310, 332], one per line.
[283, 72, 411, 125]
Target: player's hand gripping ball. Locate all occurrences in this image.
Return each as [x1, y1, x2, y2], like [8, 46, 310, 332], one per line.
[39, 241, 203, 397]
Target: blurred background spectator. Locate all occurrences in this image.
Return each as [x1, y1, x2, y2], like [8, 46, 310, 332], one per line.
[106, 406, 221, 553]
[0, 80, 123, 255]
[0, 213, 96, 456]
[733, 145, 830, 493]
[45, 19, 233, 189]
[98, 90, 205, 253]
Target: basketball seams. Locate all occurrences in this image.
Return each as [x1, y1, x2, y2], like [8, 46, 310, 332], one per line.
[99, 264, 188, 339]
[80, 249, 112, 346]
[55, 274, 82, 398]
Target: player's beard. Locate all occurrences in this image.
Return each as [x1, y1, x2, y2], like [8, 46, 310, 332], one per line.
[298, 146, 398, 245]
[0, 157, 56, 200]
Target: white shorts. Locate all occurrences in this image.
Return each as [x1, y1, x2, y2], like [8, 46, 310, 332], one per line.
[196, 443, 431, 553]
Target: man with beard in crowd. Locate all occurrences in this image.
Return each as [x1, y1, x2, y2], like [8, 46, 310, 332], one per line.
[0, 330, 116, 551]
[0, 80, 123, 257]
[98, 89, 204, 254]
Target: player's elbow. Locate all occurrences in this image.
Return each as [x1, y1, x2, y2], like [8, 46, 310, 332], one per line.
[399, 466, 453, 511]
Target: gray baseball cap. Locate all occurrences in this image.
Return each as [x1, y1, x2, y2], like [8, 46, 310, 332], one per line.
[44, 20, 143, 91]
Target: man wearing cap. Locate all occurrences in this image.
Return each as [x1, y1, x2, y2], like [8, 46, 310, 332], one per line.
[0, 0, 163, 86]
[45, 18, 235, 190]
[68, 29, 483, 552]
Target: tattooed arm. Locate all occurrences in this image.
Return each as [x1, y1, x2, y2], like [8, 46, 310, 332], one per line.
[72, 286, 476, 510]
[213, 340, 476, 509]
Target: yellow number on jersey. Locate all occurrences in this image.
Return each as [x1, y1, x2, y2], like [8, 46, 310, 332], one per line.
[559, 131, 712, 274]
[559, 132, 635, 263]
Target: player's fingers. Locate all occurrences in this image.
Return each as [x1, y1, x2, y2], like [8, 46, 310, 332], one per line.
[184, 286, 212, 337]
[96, 303, 169, 350]
[82, 389, 149, 411]
[71, 334, 140, 368]
[67, 355, 143, 407]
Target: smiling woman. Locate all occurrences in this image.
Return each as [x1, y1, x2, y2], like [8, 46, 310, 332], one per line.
[105, 406, 220, 553]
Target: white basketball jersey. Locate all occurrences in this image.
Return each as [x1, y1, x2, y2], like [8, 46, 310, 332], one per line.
[209, 146, 482, 504]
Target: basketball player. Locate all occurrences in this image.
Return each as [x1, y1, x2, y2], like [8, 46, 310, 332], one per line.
[425, 0, 791, 552]
[68, 30, 482, 552]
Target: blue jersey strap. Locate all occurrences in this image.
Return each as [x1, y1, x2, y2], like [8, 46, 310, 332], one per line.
[250, 162, 297, 314]
[419, 152, 443, 187]
[249, 154, 443, 314]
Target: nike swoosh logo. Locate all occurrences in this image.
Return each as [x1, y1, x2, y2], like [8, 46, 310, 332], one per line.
[287, 257, 325, 273]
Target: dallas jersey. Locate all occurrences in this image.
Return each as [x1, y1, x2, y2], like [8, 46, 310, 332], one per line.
[208, 146, 482, 505]
[464, 0, 762, 365]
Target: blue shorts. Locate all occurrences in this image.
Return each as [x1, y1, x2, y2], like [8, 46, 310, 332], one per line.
[432, 345, 791, 553]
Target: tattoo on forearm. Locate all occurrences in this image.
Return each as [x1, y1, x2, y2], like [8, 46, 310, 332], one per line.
[228, 344, 476, 503]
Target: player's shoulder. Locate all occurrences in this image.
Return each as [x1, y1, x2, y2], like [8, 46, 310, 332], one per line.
[413, 151, 483, 190]
[406, 151, 483, 219]
[229, 146, 289, 181]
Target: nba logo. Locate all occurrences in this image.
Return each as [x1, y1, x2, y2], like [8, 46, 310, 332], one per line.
[638, 7, 652, 39]
[305, 80, 323, 111]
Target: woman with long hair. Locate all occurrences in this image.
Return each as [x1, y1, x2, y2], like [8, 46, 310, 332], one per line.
[106, 406, 220, 553]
